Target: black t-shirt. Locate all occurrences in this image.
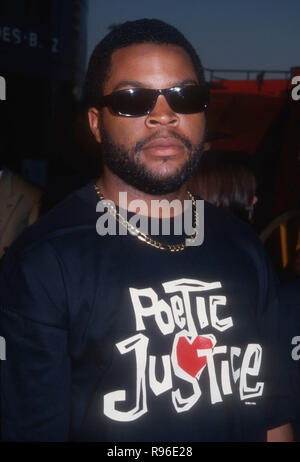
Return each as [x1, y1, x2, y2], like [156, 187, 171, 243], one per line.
[0, 181, 293, 441]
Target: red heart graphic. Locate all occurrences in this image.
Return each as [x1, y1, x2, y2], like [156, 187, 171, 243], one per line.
[177, 335, 214, 378]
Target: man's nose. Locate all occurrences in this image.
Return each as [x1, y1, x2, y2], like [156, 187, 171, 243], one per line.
[145, 94, 179, 127]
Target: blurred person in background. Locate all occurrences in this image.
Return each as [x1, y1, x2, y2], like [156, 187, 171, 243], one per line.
[0, 102, 42, 260]
[190, 150, 258, 223]
[0, 165, 42, 260]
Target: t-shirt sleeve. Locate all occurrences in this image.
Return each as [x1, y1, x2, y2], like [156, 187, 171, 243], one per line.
[257, 251, 295, 430]
[0, 241, 71, 441]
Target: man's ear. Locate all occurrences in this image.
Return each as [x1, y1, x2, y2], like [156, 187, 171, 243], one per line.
[88, 107, 102, 143]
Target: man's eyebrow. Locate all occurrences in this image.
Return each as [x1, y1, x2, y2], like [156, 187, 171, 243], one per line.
[112, 80, 145, 92]
[111, 78, 199, 92]
[175, 79, 198, 87]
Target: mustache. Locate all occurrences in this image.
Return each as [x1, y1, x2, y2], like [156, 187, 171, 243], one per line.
[134, 130, 193, 153]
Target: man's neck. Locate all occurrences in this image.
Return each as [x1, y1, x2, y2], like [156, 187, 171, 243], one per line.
[96, 169, 190, 218]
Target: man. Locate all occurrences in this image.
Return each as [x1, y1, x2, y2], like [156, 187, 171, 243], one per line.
[0, 19, 293, 441]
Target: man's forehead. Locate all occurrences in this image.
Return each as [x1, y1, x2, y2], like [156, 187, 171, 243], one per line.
[104, 43, 198, 92]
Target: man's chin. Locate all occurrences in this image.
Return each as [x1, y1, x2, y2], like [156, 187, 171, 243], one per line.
[142, 166, 185, 183]
[125, 170, 189, 195]
[146, 158, 187, 173]
[106, 159, 197, 195]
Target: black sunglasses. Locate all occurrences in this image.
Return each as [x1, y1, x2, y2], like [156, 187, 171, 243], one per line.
[98, 84, 210, 117]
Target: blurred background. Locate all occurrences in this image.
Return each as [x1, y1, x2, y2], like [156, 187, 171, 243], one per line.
[0, 0, 300, 278]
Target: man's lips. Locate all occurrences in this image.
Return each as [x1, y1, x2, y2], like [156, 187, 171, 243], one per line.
[144, 137, 184, 149]
[142, 137, 185, 157]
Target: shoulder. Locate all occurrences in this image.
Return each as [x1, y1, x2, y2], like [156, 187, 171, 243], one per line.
[203, 199, 264, 252]
[0, 181, 99, 325]
[201, 200, 277, 298]
[2, 181, 98, 267]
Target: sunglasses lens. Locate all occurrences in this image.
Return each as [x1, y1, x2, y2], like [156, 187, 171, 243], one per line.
[111, 89, 155, 116]
[168, 85, 209, 114]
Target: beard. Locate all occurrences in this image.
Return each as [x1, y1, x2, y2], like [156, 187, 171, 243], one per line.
[99, 126, 206, 195]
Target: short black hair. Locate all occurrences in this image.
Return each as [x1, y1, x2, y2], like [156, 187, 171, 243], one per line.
[83, 18, 205, 108]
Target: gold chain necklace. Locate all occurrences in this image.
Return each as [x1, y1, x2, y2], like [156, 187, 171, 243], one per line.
[94, 184, 198, 252]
